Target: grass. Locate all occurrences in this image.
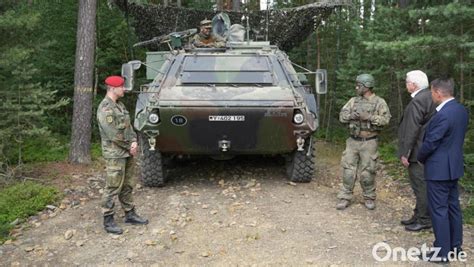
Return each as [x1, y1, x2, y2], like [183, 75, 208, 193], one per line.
[378, 142, 406, 181]
[0, 181, 60, 243]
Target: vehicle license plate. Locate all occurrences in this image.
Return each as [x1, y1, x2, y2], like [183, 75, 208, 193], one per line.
[208, 115, 245, 121]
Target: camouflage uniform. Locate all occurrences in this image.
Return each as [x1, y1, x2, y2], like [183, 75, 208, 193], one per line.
[97, 96, 137, 216]
[337, 94, 391, 201]
[191, 32, 226, 48]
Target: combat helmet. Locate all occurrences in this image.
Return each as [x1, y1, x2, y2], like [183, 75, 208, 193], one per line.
[356, 74, 375, 88]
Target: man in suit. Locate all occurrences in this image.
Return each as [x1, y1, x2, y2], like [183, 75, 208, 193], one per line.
[417, 77, 469, 262]
[398, 70, 436, 232]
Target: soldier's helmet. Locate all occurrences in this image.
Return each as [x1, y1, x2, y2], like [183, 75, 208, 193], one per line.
[200, 19, 212, 29]
[356, 74, 375, 88]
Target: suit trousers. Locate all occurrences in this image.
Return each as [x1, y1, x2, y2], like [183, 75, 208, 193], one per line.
[408, 163, 430, 224]
[426, 180, 463, 257]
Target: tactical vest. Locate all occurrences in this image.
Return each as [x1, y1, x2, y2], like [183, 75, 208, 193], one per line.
[348, 96, 384, 136]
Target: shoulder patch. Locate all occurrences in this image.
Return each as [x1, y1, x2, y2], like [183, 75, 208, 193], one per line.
[106, 115, 114, 123]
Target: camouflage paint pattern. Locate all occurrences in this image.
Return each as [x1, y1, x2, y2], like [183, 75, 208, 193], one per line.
[135, 43, 318, 156]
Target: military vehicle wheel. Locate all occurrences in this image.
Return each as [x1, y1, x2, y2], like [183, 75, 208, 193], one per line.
[285, 138, 316, 183]
[138, 134, 166, 187]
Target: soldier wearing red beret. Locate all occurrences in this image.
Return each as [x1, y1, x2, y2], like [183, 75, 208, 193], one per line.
[96, 75, 148, 234]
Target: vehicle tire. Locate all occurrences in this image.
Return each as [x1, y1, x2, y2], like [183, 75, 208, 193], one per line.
[286, 137, 316, 183]
[138, 134, 166, 187]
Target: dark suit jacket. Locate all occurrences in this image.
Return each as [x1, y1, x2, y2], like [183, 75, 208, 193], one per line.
[417, 100, 469, 180]
[398, 88, 436, 162]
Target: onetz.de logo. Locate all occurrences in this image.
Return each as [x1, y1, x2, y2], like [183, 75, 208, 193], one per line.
[372, 242, 467, 262]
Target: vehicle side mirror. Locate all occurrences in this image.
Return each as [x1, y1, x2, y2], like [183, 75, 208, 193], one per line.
[121, 60, 142, 91]
[315, 69, 327, 94]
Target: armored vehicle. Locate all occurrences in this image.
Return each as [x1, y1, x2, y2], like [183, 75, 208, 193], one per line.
[122, 24, 327, 187]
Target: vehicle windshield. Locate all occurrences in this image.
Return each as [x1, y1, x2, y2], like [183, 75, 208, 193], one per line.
[180, 55, 276, 85]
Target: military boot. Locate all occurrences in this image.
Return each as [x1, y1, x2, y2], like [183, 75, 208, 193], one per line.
[336, 199, 350, 210]
[103, 215, 123, 234]
[364, 199, 376, 210]
[124, 209, 149, 225]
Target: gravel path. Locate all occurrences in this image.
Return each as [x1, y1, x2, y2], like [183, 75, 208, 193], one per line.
[2, 143, 472, 266]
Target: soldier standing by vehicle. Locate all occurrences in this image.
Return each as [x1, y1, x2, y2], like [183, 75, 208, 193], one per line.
[191, 19, 225, 48]
[336, 74, 391, 210]
[97, 75, 148, 234]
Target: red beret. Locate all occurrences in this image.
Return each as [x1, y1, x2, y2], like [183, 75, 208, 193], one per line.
[105, 76, 124, 87]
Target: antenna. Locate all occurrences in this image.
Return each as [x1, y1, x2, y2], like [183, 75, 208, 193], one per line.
[245, 7, 250, 44]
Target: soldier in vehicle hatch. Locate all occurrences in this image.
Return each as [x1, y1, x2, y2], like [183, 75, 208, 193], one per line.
[336, 74, 391, 211]
[191, 19, 226, 48]
[97, 75, 148, 234]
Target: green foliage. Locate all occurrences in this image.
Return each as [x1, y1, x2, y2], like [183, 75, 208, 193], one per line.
[378, 142, 398, 165]
[0, 181, 60, 242]
[0, 4, 69, 176]
[460, 99, 474, 224]
[91, 142, 103, 160]
[465, 197, 474, 225]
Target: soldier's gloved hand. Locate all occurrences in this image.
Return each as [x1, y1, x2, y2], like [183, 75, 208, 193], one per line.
[349, 112, 359, 120]
[358, 111, 371, 121]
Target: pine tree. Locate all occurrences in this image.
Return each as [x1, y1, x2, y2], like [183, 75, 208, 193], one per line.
[0, 6, 68, 181]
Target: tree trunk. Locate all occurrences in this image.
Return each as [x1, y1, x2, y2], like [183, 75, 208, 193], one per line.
[163, 0, 168, 7]
[176, 0, 181, 8]
[232, 0, 240, 11]
[216, 0, 224, 11]
[398, 0, 409, 8]
[69, 0, 97, 164]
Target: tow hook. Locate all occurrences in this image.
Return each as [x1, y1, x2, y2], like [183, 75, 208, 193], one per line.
[218, 140, 231, 152]
[296, 136, 305, 151]
[148, 136, 156, 151]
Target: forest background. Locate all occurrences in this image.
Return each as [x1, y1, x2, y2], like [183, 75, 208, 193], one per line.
[0, 0, 473, 241]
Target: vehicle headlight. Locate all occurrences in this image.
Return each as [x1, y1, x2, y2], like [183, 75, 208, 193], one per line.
[148, 113, 160, 124]
[293, 113, 304, 124]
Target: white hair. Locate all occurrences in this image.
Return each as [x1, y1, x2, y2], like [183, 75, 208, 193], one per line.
[406, 70, 429, 89]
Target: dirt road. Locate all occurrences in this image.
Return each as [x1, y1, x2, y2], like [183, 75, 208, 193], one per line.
[1, 142, 472, 265]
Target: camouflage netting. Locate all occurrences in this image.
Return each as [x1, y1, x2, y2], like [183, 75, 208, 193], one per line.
[114, 0, 349, 52]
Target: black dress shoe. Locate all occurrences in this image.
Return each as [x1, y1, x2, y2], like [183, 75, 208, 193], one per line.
[419, 251, 449, 264]
[400, 216, 416, 225]
[405, 223, 432, 232]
